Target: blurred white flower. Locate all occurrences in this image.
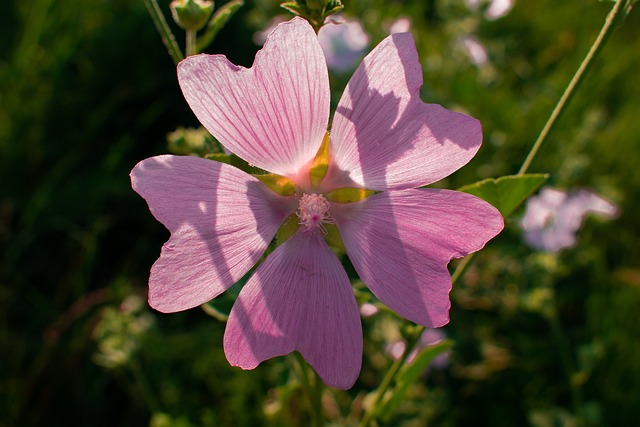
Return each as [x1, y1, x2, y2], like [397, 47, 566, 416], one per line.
[387, 17, 412, 34]
[465, 0, 515, 20]
[386, 340, 406, 360]
[460, 36, 489, 66]
[385, 328, 450, 369]
[359, 303, 379, 318]
[485, 0, 514, 20]
[520, 187, 618, 253]
[318, 18, 370, 72]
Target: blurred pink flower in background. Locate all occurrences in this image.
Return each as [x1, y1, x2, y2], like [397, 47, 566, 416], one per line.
[318, 18, 370, 72]
[131, 18, 502, 389]
[485, 0, 514, 20]
[386, 16, 412, 34]
[386, 328, 450, 369]
[257, 17, 370, 73]
[520, 187, 618, 252]
[460, 36, 489, 66]
[359, 303, 380, 318]
[465, 0, 515, 20]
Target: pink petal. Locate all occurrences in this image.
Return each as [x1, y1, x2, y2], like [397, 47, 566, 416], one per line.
[130, 155, 296, 312]
[224, 231, 362, 389]
[331, 189, 503, 327]
[324, 33, 482, 191]
[177, 18, 329, 179]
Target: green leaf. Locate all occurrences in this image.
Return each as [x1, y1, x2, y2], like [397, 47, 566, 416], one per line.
[377, 340, 453, 421]
[458, 174, 549, 217]
[205, 152, 265, 174]
[280, 2, 305, 16]
[324, 0, 344, 15]
[196, 0, 244, 52]
[324, 4, 344, 15]
[204, 152, 233, 164]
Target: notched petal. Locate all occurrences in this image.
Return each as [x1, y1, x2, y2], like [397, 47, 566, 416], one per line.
[326, 32, 482, 191]
[130, 155, 297, 313]
[332, 189, 503, 327]
[177, 17, 330, 178]
[223, 231, 362, 389]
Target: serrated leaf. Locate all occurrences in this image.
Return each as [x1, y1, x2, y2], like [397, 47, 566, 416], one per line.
[458, 174, 549, 217]
[377, 340, 453, 421]
[196, 0, 244, 52]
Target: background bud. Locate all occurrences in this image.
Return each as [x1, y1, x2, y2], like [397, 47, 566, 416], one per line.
[170, 0, 214, 31]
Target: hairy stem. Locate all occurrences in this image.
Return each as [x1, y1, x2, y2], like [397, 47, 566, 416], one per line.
[518, 0, 627, 175]
[144, 0, 184, 65]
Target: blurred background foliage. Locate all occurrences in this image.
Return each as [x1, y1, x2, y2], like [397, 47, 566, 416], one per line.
[1, 0, 639, 425]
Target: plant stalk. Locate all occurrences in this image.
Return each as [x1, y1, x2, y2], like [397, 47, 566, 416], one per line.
[518, 0, 627, 175]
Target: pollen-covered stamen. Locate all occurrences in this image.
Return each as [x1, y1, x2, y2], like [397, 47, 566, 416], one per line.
[297, 193, 335, 235]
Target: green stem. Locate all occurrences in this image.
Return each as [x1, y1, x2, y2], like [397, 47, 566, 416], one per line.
[546, 307, 584, 425]
[358, 326, 424, 427]
[186, 29, 197, 57]
[518, 0, 626, 175]
[312, 370, 325, 427]
[130, 357, 162, 414]
[359, 257, 470, 427]
[144, 0, 184, 65]
[293, 352, 324, 427]
[451, 253, 475, 285]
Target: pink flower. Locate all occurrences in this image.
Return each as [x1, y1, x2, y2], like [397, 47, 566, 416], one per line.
[131, 18, 503, 389]
[318, 18, 370, 72]
[520, 187, 618, 252]
[386, 17, 412, 35]
[386, 328, 450, 368]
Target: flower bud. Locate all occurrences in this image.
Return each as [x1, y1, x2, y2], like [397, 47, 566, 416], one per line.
[170, 0, 214, 31]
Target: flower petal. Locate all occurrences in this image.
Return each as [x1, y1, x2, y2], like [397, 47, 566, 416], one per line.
[224, 231, 362, 389]
[131, 155, 296, 312]
[325, 33, 482, 191]
[332, 189, 503, 327]
[177, 17, 330, 178]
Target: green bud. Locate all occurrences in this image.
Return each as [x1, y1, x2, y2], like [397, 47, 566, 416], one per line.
[167, 126, 217, 156]
[280, 0, 344, 32]
[170, 0, 215, 31]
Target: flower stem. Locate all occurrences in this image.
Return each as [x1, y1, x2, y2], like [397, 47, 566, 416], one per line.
[293, 352, 325, 427]
[358, 326, 424, 427]
[546, 306, 585, 425]
[144, 0, 184, 65]
[518, 0, 627, 175]
[186, 29, 197, 57]
[359, 257, 470, 427]
[130, 357, 162, 414]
